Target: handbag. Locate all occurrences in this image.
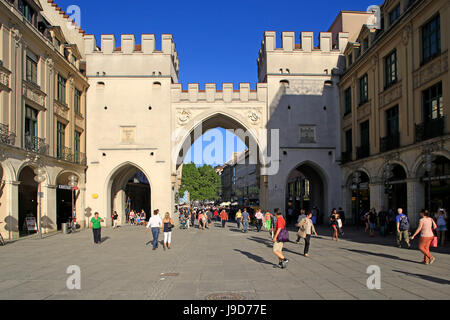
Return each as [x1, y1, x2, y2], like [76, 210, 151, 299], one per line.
[431, 236, 438, 248]
[278, 228, 290, 243]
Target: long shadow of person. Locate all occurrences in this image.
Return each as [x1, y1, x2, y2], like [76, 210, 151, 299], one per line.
[392, 270, 450, 285]
[234, 249, 275, 266]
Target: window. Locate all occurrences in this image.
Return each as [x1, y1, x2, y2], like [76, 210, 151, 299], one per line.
[360, 121, 370, 147]
[74, 130, 81, 162]
[26, 51, 38, 84]
[54, 37, 61, 51]
[25, 105, 38, 139]
[384, 50, 398, 88]
[348, 53, 353, 66]
[359, 74, 369, 105]
[422, 15, 441, 64]
[344, 87, 352, 115]
[74, 89, 82, 115]
[345, 129, 352, 153]
[386, 105, 399, 136]
[389, 4, 401, 25]
[423, 82, 443, 121]
[56, 121, 66, 158]
[57, 74, 66, 104]
[363, 38, 369, 51]
[19, 0, 34, 23]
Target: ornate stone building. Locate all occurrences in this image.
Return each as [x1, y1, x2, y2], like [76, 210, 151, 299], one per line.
[0, 0, 88, 239]
[339, 0, 449, 227]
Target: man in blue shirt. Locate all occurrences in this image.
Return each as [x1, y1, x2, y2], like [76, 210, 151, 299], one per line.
[396, 208, 411, 249]
[241, 209, 250, 233]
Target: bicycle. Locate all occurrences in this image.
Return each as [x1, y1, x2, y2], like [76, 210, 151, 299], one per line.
[66, 218, 77, 234]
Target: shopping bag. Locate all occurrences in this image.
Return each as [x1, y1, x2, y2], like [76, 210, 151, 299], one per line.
[431, 236, 438, 248]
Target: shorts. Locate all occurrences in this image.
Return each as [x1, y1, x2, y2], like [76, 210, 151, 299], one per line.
[437, 225, 448, 232]
[273, 241, 284, 252]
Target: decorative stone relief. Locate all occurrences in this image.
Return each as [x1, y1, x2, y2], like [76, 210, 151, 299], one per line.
[402, 23, 412, 46]
[54, 101, 69, 119]
[413, 52, 448, 89]
[299, 125, 316, 143]
[0, 67, 11, 89]
[379, 83, 402, 107]
[248, 110, 261, 124]
[357, 103, 371, 121]
[11, 27, 22, 47]
[343, 115, 352, 129]
[177, 109, 191, 125]
[23, 82, 46, 108]
[47, 58, 54, 74]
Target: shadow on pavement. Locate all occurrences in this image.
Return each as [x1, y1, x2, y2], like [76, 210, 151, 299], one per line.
[342, 248, 422, 264]
[234, 249, 275, 266]
[392, 270, 450, 285]
[101, 236, 110, 243]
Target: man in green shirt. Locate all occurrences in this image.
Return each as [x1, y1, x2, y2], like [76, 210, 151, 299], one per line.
[90, 212, 104, 244]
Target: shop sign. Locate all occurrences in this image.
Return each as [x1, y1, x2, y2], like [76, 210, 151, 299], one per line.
[25, 217, 37, 231]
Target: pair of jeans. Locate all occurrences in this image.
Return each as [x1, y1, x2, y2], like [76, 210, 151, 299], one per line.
[380, 225, 386, 236]
[222, 220, 226, 228]
[243, 220, 249, 232]
[256, 219, 262, 232]
[418, 236, 434, 263]
[304, 235, 311, 255]
[151, 227, 160, 249]
[93, 228, 101, 243]
[236, 219, 241, 229]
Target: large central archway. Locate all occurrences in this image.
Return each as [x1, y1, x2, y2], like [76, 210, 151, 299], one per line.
[107, 163, 152, 226]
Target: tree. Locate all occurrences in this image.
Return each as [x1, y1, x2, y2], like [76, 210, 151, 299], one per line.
[179, 163, 221, 201]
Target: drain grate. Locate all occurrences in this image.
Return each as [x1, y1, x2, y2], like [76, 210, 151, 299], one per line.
[205, 293, 246, 300]
[160, 273, 179, 277]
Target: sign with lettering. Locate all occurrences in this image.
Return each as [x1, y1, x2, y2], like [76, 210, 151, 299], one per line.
[25, 217, 37, 231]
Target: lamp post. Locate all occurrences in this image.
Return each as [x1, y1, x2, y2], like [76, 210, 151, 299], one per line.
[33, 166, 46, 239]
[424, 153, 433, 212]
[353, 171, 361, 226]
[68, 174, 78, 231]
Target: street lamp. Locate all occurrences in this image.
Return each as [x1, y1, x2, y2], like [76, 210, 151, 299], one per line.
[353, 171, 361, 226]
[68, 174, 78, 231]
[33, 166, 46, 239]
[423, 153, 433, 212]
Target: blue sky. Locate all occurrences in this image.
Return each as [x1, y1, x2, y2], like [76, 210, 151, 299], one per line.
[54, 0, 378, 165]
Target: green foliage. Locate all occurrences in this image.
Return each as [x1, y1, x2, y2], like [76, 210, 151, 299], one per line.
[179, 163, 221, 201]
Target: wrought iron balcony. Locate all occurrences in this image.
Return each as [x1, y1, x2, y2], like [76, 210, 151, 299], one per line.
[24, 135, 49, 155]
[415, 117, 445, 143]
[57, 147, 73, 162]
[0, 123, 16, 146]
[74, 152, 87, 166]
[341, 151, 353, 164]
[380, 132, 400, 153]
[357, 145, 370, 160]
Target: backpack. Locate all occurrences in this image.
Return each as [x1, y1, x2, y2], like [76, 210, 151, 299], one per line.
[399, 215, 410, 231]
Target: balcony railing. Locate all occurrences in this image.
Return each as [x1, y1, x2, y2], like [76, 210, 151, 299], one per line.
[341, 151, 353, 164]
[74, 152, 87, 166]
[415, 117, 445, 143]
[25, 135, 49, 155]
[357, 145, 370, 160]
[57, 147, 73, 162]
[380, 132, 400, 153]
[0, 124, 16, 146]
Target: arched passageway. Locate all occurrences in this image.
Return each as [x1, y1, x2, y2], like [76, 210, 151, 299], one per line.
[388, 164, 408, 212]
[56, 172, 80, 230]
[18, 166, 38, 237]
[285, 163, 325, 225]
[108, 164, 151, 226]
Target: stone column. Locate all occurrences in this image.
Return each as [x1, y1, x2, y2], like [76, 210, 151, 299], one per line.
[407, 179, 425, 228]
[4, 180, 19, 239]
[342, 184, 352, 224]
[370, 182, 386, 211]
[76, 187, 86, 229]
[43, 184, 57, 234]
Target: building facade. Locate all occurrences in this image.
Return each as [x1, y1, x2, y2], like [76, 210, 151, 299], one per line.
[0, 0, 88, 239]
[339, 0, 450, 227]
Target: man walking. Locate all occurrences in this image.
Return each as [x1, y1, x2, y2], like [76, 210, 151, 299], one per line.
[396, 208, 411, 249]
[273, 211, 289, 268]
[90, 212, 104, 244]
[242, 209, 250, 233]
[146, 209, 163, 250]
[220, 209, 228, 228]
[295, 210, 307, 243]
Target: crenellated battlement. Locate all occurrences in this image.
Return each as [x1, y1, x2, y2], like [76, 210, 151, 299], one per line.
[83, 33, 179, 80]
[171, 83, 267, 103]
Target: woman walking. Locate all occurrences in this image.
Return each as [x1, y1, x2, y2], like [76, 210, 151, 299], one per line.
[436, 208, 448, 246]
[162, 212, 175, 250]
[90, 212, 104, 244]
[264, 211, 271, 231]
[255, 209, 263, 232]
[297, 212, 318, 257]
[235, 210, 242, 229]
[411, 210, 437, 265]
[330, 209, 339, 241]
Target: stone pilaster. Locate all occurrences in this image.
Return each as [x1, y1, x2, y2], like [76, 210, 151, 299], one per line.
[370, 182, 386, 211]
[42, 184, 57, 234]
[407, 179, 425, 228]
[4, 180, 20, 239]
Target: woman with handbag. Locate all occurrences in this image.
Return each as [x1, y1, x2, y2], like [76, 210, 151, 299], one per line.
[298, 212, 318, 257]
[162, 212, 175, 250]
[411, 210, 437, 265]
